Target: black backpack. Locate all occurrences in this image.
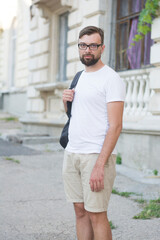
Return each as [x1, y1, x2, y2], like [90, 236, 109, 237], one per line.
[59, 71, 83, 148]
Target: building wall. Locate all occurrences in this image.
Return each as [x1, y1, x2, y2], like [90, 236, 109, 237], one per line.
[3, 91, 27, 116]
[0, 0, 160, 172]
[0, 27, 10, 90]
[117, 16, 160, 172]
[21, 0, 112, 124]
[0, 0, 17, 90]
[117, 131, 160, 172]
[0, 0, 31, 116]
[16, 0, 31, 88]
[0, 31, 4, 90]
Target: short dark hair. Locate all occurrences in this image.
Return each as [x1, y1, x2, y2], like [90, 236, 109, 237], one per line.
[79, 26, 104, 45]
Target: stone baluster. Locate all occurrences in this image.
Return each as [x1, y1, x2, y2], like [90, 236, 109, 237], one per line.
[123, 68, 154, 119]
[137, 76, 145, 115]
[143, 75, 150, 114]
[130, 76, 138, 115]
[125, 77, 132, 114]
[123, 78, 127, 113]
[149, 16, 160, 115]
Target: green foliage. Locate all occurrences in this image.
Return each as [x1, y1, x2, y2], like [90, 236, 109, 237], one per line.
[131, 0, 160, 46]
[153, 169, 158, 175]
[109, 221, 116, 229]
[0, 117, 18, 122]
[112, 188, 119, 195]
[133, 198, 160, 219]
[134, 197, 147, 205]
[5, 157, 20, 164]
[120, 192, 135, 198]
[112, 188, 136, 198]
[116, 153, 122, 165]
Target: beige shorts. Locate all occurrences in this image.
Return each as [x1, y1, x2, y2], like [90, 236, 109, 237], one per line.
[62, 151, 116, 213]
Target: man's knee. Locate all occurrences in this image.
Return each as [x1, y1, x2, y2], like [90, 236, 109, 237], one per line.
[74, 203, 87, 219]
[88, 211, 108, 225]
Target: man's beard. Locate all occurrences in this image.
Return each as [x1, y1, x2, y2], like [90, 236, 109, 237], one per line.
[80, 54, 100, 66]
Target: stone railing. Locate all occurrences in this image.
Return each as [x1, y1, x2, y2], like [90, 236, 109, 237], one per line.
[119, 68, 154, 121]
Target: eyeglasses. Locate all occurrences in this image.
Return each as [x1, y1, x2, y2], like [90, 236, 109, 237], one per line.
[78, 43, 102, 50]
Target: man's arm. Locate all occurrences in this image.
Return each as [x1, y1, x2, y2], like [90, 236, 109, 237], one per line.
[62, 89, 75, 113]
[89, 101, 124, 192]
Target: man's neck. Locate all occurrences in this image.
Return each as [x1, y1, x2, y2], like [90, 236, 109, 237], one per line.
[85, 60, 105, 72]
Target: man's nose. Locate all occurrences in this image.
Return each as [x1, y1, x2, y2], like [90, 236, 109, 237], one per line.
[85, 46, 91, 52]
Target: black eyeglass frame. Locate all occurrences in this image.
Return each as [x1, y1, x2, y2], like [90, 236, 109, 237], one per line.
[78, 43, 102, 50]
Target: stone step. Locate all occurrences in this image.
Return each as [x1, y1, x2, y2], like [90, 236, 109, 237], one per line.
[22, 136, 59, 144]
[2, 133, 59, 145]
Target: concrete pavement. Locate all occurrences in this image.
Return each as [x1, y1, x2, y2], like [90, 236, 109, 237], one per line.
[0, 112, 160, 240]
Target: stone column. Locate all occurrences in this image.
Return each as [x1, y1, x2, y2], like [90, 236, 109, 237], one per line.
[25, 4, 50, 120]
[149, 16, 160, 114]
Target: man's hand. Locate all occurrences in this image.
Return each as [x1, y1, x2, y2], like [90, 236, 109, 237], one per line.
[62, 89, 75, 113]
[63, 89, 75, 103]
[89, 165, 104, 192]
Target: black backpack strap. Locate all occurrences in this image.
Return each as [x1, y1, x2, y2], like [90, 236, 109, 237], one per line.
[66, 70, 83, 117]
[69, 70, 83, 89]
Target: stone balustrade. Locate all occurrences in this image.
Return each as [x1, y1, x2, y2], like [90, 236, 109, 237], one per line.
[119, 68, 154, 121]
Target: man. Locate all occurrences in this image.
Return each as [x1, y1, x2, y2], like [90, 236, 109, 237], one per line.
[62, 26, 125, 240]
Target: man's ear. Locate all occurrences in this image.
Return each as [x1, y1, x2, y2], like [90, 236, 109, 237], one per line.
[101, 44, 105, 53]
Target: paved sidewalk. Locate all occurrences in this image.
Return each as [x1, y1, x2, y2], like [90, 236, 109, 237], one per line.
[0, 112, 160, 240]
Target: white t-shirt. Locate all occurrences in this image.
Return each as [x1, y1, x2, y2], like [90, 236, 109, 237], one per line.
[66, 65, 125, 154]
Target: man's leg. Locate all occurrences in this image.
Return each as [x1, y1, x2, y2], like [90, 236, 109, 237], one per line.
[74, 203, 94, 240]
[88, 211, 112, 240]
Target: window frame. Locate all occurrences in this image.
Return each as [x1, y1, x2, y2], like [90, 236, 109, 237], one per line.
[9, 17, 17, 88]
[115, 0, 150, 71]
[58, 12, 69, 82]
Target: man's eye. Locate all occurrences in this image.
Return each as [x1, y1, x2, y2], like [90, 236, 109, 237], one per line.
[90, 44, 97, 48]
[81, 44, 86, 47]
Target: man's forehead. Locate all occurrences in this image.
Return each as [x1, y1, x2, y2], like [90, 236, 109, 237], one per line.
[79, 33, 101, 42]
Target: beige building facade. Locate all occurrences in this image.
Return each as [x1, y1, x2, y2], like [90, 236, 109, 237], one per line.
[0, 0, 160, 172]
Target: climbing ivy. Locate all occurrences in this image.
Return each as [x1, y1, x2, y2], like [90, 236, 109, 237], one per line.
[131, 0, 160, 46]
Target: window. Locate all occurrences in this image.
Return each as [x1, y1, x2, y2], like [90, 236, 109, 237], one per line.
[58, 12, 68, 81]
[9, 18, 17, 87]
[116, 0, 153, 71]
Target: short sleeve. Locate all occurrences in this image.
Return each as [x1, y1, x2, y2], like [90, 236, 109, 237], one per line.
[105, 72, 126, 103]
